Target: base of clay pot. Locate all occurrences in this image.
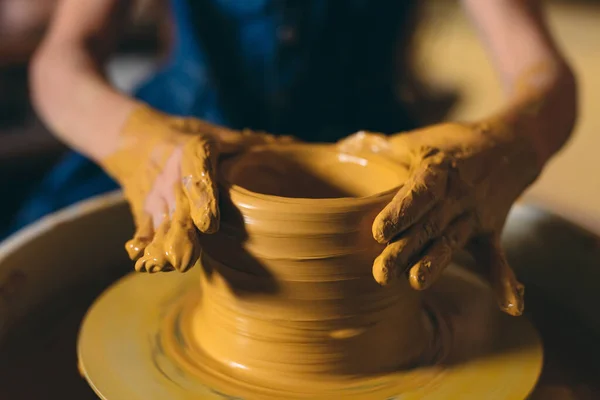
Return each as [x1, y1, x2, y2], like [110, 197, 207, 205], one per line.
[78, 264, 542, 400]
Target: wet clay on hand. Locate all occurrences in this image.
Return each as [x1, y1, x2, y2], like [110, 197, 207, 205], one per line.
[337, 61, 575, 318]
[338, 118, 540, 317]
[190, 145, 436, 387]
[101, 104, 295, 273]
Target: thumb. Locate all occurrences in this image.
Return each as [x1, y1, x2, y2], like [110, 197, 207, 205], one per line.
[181, 135, 220, 234]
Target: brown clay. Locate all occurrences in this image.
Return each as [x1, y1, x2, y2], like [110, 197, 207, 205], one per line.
[191, 144, 434, 386]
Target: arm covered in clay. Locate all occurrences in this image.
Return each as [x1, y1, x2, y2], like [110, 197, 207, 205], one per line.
[31, 0, 292, 273]
[460, 0, 577, 164]
[339, 0, 576, 316]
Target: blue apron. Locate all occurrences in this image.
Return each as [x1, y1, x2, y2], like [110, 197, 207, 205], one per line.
[5, 0, 417, 237]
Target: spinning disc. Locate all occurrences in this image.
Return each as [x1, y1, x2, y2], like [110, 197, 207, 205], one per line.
[78, 265, 542, 400]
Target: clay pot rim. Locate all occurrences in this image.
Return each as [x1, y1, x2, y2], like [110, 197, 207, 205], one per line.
[219, 143, 404, 208]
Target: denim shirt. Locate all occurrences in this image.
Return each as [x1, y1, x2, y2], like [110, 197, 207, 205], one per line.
[137, 0, 418, 141]
[5, 0, 418, 237]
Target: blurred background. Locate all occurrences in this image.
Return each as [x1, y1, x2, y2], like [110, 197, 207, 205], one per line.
[0, 0, 165, 234]
[0, 0, 598, 234]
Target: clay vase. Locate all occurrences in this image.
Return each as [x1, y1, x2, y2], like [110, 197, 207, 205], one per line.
[192, 144, 432, 387]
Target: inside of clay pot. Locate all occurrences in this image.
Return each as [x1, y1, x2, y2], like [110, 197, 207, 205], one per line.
[225, 145, 403, 199]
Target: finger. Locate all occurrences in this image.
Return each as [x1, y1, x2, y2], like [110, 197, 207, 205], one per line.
[125, 213, 154, 260]
[151, 207, 168, 230]
[408, 238, 453, 290]
[372, 153, 448, 244]
[162, 184, 200, 272]
[469, 236, 525, 316]
[408, 212, 476, 290]
[372, 203, 461, 286]
[182, 136, 220, 234]
[144, 180, 170, 229]
[161, 148, 184, 219]
[135, 220, 172, 273]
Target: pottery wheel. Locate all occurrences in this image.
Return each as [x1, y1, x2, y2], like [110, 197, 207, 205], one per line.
[78, 261, 542, 400]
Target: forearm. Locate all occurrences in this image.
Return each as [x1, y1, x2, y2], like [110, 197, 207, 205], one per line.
[462, 0, 577, 166]
[31, 41, 136, 162]
[29, 0, 137, 162]
[488, 62, 576, 167]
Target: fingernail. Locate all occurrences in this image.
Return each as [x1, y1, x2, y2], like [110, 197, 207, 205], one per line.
[372, 219, 392, 244]
[409, 266, 428, 290]
[172, 248, 192, 273]
[372, 256, 393, 286]
[150, 264, 162, 273]
[134, 258, 147, 272]
[192, 207, 220, 234]
[125, 239, 145, 260]
[500, 282, 525, 316]
[500, 301, 524, 317]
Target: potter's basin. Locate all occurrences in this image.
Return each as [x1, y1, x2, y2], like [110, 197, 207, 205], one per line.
[0, 192, 599, 399]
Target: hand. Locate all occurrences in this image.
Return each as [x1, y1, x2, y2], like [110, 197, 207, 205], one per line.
[101, 104, 294, 273]
[338, 122, 540, 316]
